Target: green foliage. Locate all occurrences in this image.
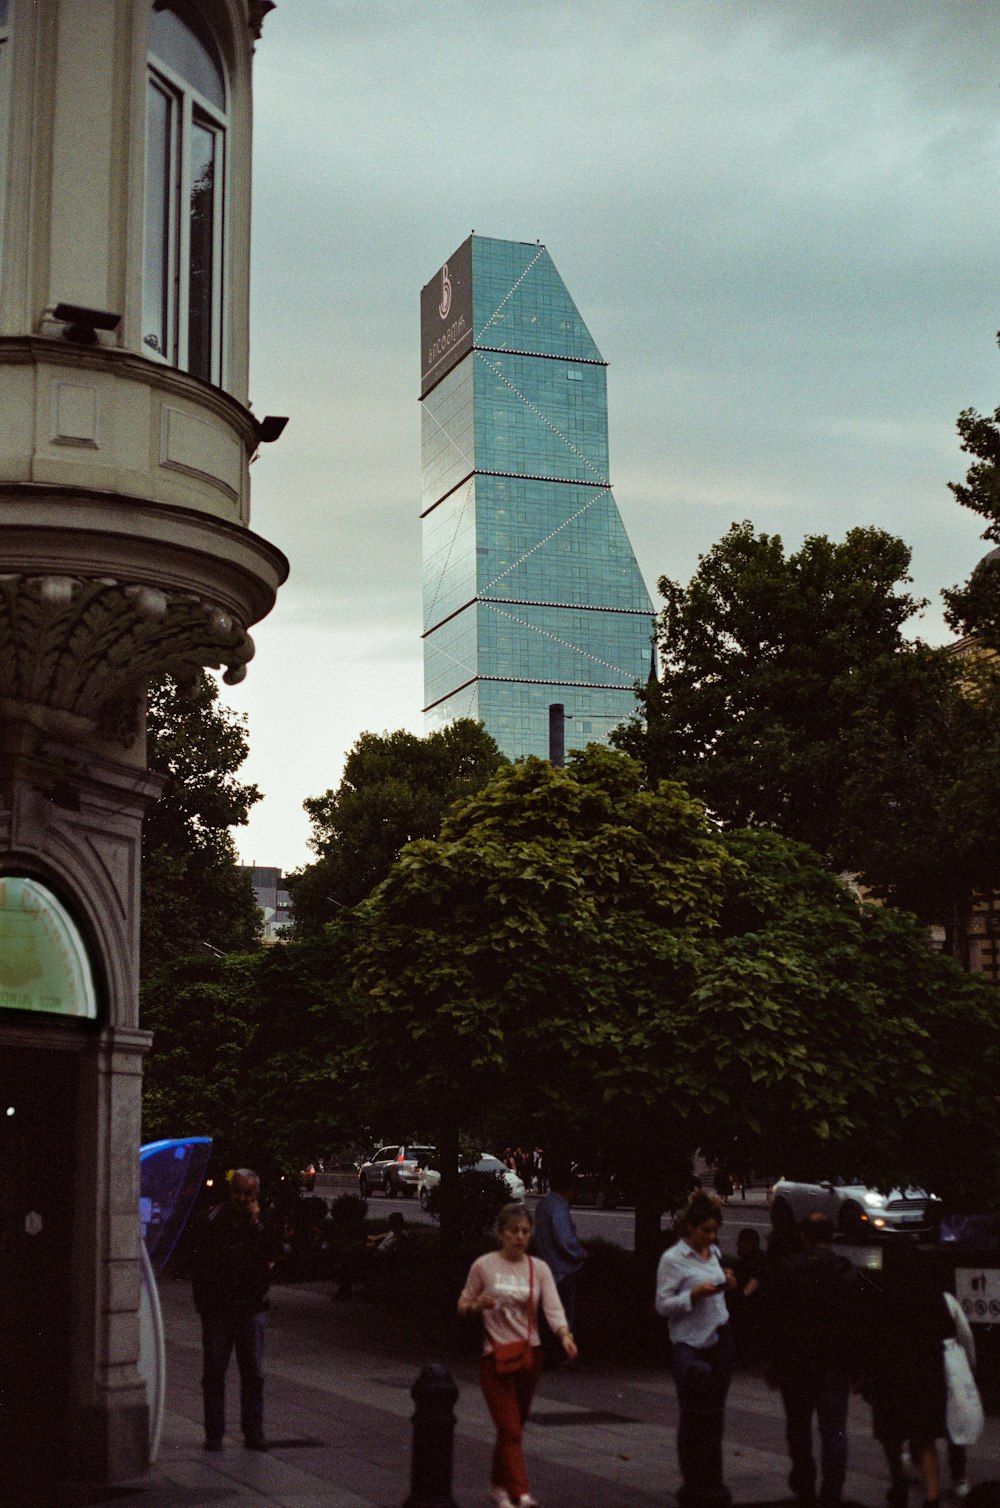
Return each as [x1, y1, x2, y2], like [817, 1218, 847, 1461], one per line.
[141, 929, 363, 1172]
[944, 338, 1000, 646]
[615, 521, 924, 858]
[616, 521, 1000, 951]
[424, 1169, 511, 1240]
[835, 648, 1000, 941]
[351, 745, 1000, 1224]
[142, 674, 261, 973]
[352, 746, 730, 1140]
[288, 719, 508, 932]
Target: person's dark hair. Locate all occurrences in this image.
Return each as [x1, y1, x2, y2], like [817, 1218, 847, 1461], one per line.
[680, 1191, 723, 1233]
[549, 1167, 575, 1195]
[387, 1212, 405, 1231]
[497, 1202, 532, 1232]
[736, 1226, 761, 1252]
[801, 1212, 836, 1247]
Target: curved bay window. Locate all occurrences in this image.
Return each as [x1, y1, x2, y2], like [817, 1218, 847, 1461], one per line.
[143, 1, 226, 384]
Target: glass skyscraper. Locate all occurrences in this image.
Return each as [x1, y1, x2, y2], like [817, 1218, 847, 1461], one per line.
[420, 235, 653, 759]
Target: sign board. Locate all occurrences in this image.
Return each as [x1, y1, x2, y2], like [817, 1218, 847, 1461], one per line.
[955, 1266, 1000, 1324]
[420, 236, 474, 397]
[0, 876, 97, 1018]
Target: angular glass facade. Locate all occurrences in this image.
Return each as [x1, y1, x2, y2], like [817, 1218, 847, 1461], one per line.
[420, 235, 653, 759]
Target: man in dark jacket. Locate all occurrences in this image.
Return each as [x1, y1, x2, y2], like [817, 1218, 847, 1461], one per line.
[765, 1211, 862, 1507]
[191, 1167, 274, 1452]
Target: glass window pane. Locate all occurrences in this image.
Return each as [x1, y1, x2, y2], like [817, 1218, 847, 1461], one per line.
[187, 119, 216, 382]
[143, 79, 172, 359]
[149, 4, 224, 110]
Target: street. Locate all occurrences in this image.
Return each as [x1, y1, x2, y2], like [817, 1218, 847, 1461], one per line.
[363, 1190, 883, 1269]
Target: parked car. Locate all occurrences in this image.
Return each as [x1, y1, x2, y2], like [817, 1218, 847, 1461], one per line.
[417, 1154, 525, 1210]
[769, 1176, 939, 1240]
[357, 1144, 436, 1198]
[569, 1161, 627, 1210]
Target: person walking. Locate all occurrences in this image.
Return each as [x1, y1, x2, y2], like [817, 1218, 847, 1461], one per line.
[459, 1202, 578, 1508]
[864, 1237, 950, 1508]
[191, 1167, 275, 1452]
[655, 1190, 737, 1508]
[532, 1168, 586, 1365]
[764, 1211, 862, 1507]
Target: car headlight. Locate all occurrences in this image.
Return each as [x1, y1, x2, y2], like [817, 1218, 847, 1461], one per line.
[863, 1192, 886, 1208]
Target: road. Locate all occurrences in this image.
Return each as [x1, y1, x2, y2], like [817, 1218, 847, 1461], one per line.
[357, 1189, 884, 1269]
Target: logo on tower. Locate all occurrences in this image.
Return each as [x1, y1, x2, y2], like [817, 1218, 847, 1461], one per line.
[439, 264, 452, 320]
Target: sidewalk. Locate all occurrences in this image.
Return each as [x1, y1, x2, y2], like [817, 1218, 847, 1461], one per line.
[65, 1274, 999, 1508]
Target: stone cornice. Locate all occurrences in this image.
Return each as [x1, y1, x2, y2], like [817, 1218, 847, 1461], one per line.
[0, 488, 289, 744]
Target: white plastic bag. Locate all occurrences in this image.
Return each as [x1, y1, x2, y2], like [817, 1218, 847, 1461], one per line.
[944, 1335, 984, 1446]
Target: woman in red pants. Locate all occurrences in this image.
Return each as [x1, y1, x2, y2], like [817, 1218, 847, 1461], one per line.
[459, 1202, 579, 1508]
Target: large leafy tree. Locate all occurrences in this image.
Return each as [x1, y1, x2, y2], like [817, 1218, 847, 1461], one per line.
[288, 719, 507, 932]
[351, 747, 1000, 1265]
[614, 521, 924, 857]
[142, 674, 261, 974]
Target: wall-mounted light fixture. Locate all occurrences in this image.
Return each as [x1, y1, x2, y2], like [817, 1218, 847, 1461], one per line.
[53, 303, 121, 345]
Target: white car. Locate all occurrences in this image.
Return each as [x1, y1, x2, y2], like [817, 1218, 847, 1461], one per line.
[769, 1176, 939, 1240]
[418, 1154, 526, 1210]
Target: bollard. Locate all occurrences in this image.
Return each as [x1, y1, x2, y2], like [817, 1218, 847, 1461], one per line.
[404, 1364, 459, 1508]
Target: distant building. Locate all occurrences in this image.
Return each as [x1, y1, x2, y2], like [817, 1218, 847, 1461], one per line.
[419, 235, 654, 759]
[242, 865, 293, 941]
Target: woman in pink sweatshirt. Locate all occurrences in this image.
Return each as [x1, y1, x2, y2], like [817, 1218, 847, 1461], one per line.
[459, 1202, 579, 1508]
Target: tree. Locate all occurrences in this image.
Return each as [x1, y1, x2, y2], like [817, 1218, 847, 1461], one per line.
[141, 930, 361, 1174]
[834, 646, 1000, 957]
[350, 747, 1000, 1265]
[943, 338, 1000, 647]
[288, 719, 507, 932]
[142, 674, 261, 974]
[614, 521, 925, 858]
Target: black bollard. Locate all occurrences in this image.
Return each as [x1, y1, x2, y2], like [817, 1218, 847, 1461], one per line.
[404, 1364, 459, 1508]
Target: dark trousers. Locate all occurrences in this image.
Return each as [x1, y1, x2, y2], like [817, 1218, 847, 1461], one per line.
[671, 1324, 734, 1508]
[201, 1311, 266, 1442]
[778, 1366, 850, 1506]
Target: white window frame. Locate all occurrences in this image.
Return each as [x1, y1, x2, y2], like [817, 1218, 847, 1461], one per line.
[0, 2, 12, 289]
[144, 22, 227, 386]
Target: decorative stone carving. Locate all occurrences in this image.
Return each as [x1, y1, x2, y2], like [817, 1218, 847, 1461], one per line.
[0, 574, 256, 745]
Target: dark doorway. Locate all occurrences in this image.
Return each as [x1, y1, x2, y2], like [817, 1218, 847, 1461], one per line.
[0, 1044, 77, 1487]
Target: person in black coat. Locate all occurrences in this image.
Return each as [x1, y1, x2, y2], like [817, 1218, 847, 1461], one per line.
[864, 1237, 949, 1508]
[191, 1167, 276, 1452]
[764, 1212, 863, 1507]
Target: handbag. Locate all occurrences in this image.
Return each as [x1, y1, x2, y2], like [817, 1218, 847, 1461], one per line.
[492, 1258, 534, 1374]
[944, 1335, 984, 1446]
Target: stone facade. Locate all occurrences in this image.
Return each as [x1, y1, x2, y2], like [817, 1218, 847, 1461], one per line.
[0, 0, 285, 1486]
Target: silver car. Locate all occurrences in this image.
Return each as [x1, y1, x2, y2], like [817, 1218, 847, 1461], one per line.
[769, 1176, 939, 1240]
[358, 1143, 436, 1198]
[417, 1154, 526, 1210]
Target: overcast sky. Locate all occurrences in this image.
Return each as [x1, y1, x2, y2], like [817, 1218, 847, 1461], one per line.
[227, 0, 999, 873]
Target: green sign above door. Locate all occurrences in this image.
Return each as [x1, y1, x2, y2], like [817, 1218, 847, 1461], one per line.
[0, 877, 98, 1018]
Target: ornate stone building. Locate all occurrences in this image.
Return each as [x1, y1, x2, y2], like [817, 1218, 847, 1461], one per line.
[0, 0, 285, 1488]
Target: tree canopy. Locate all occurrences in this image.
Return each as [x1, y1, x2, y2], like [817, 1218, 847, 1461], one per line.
[287, 719, 507, 932]
[351, 746, 1000, 1255]
[614, 521, 924, 856]
[142, 674, 261, 974]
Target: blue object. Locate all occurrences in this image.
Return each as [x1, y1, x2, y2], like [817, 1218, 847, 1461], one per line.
[139, 1137, 212, 1275]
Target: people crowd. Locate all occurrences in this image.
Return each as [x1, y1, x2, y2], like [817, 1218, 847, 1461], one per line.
[653, 1190, 982, 1508]
[191, 1166, 984, 1507]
